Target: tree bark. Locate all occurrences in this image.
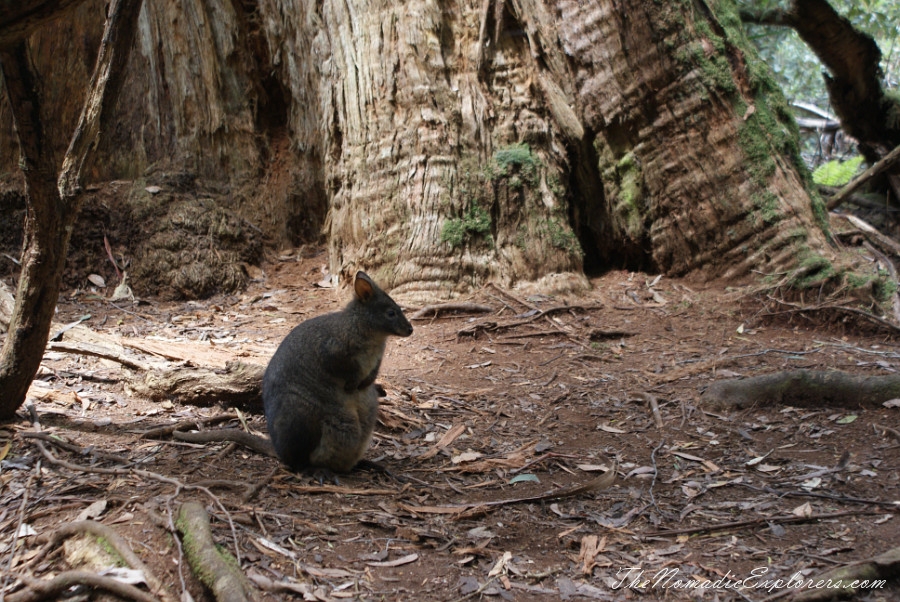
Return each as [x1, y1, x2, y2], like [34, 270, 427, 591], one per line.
[0, 0, 142, 421]
[0, 0, 92, 47]
[2, 1, 836, 300]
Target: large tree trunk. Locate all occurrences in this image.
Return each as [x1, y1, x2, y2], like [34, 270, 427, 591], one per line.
[2, 0, 834, 301]
[311, 0, 832, 298]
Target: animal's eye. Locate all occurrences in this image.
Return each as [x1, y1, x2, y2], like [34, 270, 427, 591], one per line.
[387, 309, 397, 318]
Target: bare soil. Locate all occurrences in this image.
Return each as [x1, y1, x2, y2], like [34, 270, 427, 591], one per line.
[2, 250, 899, 601]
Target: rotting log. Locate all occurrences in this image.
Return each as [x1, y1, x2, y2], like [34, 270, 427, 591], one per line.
[0, 0, 143, 421]
[701, 369, 900, 409]
[125, 361, 264, 407]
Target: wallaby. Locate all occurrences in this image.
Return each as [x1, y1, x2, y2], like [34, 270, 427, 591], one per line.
[262, 271, 413, 474]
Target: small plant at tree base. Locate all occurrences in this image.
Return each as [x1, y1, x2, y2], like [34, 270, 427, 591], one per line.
[441, 204, 493, 248]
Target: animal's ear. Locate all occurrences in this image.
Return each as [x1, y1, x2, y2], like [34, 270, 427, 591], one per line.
[354, 271, 375, 302]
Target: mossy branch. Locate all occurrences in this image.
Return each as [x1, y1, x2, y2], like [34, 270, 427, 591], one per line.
[176, 502, 254, 602]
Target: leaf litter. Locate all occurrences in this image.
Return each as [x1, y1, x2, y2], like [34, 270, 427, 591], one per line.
[1, 255, 899, 601]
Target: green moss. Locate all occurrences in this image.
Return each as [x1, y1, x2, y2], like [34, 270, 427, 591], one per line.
[875, 272, 899, 304]
[615, 152, 646, 237]
[845, 272, 873, 290]
[752, 191, 781, 225]
[95, 537, 127, 567]
[488, 143, 541, 187]
[546, 217, 583, 257]
[792, 253, 835, 289]
[738, 113, 778, 182]
[441, 204, 492, 248]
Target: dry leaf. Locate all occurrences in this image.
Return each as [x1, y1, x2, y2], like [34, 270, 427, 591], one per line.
[488, 551, 512, 577]
[578, 535, 606, 575]
[76, 500, 108, 522]
[577, 463, 610, 472]
[87, 274, 106, 288]
[597, 424, 627, 434]
[367, 553, 419, 568]
[452, 451, 483, 464]
[792, 502, 813, 517]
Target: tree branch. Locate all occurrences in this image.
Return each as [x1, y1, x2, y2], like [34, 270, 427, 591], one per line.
[826, 143, 900, 210]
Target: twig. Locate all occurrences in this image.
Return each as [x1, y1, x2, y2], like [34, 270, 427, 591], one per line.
[2, 445, 40, 594]
[458, 305, 603, 338]
[242, 467, 279, 503]
[164, 502, 189, 601]
[486, 282, 538, 312]
[46, 340, 152, 371]
[401, 467, 616, 514]
[648, 440, 665, 515]
[637, 393, 664, 429]
[5, 570, 160, 602]
[20, 431, 131, 463]
[645, 509, 879, 537]
[508, 452, 580, 474]
[172, 429, 275, 457]
[2, 403, 43, 594]
[737, 482, 899, 508]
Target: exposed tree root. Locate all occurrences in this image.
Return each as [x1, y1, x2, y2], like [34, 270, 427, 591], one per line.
[173, 428, 276, 457]
[4, 570, 159, 602]
[410, 302, 495, 319]
[175, 502, 254, 602]
[28, 520, 176, 602]
[702, 369, 900, 409]
[770, 546, 900, 601]
[647, 509, 878, 539]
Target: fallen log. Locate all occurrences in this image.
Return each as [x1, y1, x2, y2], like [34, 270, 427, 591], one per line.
[702, 369, 900, 409]
[124, 361, 264, 407]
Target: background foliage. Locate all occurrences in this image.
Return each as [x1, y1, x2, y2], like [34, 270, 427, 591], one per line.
[741, 0, 900, 106]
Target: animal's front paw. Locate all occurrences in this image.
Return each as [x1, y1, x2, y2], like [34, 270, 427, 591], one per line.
[354, 459, 406, 482]
[305, 466, 341, 486]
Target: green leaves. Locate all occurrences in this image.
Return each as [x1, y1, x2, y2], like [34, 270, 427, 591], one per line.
[811, 155, 864, 186]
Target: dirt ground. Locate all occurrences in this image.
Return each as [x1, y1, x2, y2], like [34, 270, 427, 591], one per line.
[1, 250, 899, 602]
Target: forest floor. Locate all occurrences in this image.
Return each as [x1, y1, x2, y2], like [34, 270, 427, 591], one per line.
[1, 249, 899, 602]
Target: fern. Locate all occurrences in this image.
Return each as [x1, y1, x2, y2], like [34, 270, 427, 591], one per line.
[812, 156, 864, 187]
